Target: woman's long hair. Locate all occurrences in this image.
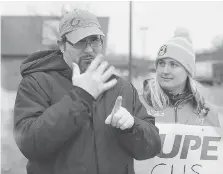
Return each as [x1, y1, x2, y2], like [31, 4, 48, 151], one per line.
[143, 74, 207, 114]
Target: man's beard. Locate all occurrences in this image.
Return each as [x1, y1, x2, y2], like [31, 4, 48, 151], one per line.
[78, 55, 95, 73]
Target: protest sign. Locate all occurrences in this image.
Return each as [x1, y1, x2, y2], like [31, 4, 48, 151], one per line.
[134, 124, 223, 174]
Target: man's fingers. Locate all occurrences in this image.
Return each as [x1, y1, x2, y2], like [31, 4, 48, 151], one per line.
[101, 79, 117, 93]
[105, 96, 122, 125]
[72, 62, 80, 77]
[86, 54, 103, 72]
[109, 96, 122, 126]
[101, 66, 115, 82]
[112, 96, 122, 114]
[96, 61, 109, 75]
[120, 119, 132, 130]
[110, 112, 123, 127]
[105, 114, 112, 124]
[116, 115, 128, 128]
[120, 122, 129, 130]
[121, 117, 134, 130]
[105, 112, 121, 125]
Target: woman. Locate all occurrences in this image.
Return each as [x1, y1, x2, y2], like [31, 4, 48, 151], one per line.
[142, 31, 220, 127]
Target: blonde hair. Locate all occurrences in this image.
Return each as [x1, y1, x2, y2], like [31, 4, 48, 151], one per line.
[143, 75, 206, 114]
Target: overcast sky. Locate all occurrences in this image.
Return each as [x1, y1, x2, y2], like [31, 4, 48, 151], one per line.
[2, 1, 223, 59]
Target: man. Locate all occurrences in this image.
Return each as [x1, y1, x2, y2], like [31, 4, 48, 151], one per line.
[13, 9, 161, 174]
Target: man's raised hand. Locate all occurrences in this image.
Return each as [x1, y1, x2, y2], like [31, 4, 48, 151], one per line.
[105, 96, 134, 130]
[72, 54, 117, 99]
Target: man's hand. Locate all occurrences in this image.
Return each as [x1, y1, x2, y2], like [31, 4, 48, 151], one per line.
[72, 54, 117, 99]
[105, 96, 134, 130]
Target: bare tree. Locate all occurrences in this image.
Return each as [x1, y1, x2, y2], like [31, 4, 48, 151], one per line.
[212, 35, 223, 52]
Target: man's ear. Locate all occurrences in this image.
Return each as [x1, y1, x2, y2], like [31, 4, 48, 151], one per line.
[57, 39, 65, 53]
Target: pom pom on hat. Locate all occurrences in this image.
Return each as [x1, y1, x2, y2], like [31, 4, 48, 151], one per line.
[156, 27, 196, 77]
[173, 27, 192, 44]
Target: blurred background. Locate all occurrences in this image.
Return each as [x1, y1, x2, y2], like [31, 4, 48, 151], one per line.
[1, 1, 223, 174]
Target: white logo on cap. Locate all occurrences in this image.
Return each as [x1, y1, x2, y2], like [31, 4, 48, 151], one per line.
[158, 45, 167, 56]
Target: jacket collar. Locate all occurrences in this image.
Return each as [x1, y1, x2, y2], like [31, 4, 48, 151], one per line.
[164, 89, 193, 106]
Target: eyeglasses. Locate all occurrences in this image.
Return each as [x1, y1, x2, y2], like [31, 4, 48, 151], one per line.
[65, 37, 103, 49]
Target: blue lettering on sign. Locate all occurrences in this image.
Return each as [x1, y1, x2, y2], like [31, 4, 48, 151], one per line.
[157, 134, 221, 160]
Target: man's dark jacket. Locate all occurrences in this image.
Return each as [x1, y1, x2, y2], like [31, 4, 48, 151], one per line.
[14, 50, 161, 174]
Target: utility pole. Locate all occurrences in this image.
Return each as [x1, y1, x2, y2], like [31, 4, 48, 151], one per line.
[128, 1, 132, 82]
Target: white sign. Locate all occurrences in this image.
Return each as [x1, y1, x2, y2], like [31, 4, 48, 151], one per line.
[134, 124, 223, 174]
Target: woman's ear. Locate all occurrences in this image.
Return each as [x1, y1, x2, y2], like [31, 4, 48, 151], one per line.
[57, 39, 65, 53]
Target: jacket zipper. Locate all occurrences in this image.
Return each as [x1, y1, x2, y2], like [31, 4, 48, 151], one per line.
[174, 106, 178, 123]
[92, 102, 100, 174]
[173, 99, 182, 123]
[173, 94, 194, 124]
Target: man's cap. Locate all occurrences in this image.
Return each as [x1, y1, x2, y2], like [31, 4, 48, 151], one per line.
[59, 9, 105, 44]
